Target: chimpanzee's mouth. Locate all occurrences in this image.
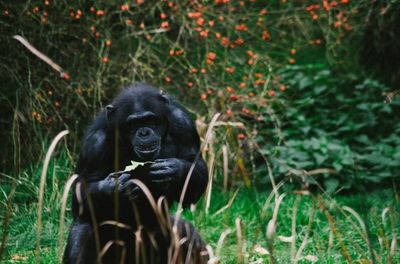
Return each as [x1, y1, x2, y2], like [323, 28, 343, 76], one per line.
[134, 143, 160, 160]
[136, 146, 157, 154]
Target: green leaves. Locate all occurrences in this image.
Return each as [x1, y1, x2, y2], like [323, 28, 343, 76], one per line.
[260, 64, 400, 192]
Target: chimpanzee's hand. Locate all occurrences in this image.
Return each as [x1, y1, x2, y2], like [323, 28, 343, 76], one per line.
[149, 158, 186, 188]
[97, 173, 141, 199]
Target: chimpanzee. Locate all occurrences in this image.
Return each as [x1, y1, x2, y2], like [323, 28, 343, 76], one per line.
[64, 84, 209, 263]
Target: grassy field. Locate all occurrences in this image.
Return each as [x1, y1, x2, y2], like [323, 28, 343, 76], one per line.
[1, 152, 398, 263]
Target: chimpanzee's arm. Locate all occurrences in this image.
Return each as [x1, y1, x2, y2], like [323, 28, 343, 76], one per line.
[149, 104, 208, 207]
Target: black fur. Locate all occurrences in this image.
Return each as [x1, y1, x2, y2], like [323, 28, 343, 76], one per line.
[64, 84, 208, 263]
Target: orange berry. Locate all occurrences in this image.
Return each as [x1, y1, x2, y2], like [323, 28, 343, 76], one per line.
[188, 12, 202, 19]
[235, 24, 248, 31]
[221, 37, 229, 46]
[96, 10, 105, 16]
[234, 38, 244, 45]
[120, 4, 129, 11]
[259, 9, 267, 15]
[262, 30, 270, 41]
[160, 13, 167, 19]
[62, 73, 70, 80]
[105, 40, 112, 47]
[248, 92, 254, 97]
[290, 49, 296, 55]
[268, 90, 275, 97]
[164, 76, 171, 82]
[255, 79, 266, 85]
[187, 82, 193, 88]
[225, 67, 235, 74]
[279, 85, 286, 91]
[237, 133, 246, 140]
[207, 52, 216, 60]
[196, 17, 205, 26]
[226, 86, 235, 93]
[161, 21, 170, 29]
[288, 58, 296, 64]
[101, 57, 109, 63]
[200, 94, 207, 100]
[226, 109, 233, 116]
[200, 30, 209, 38]
[241, 107, 250, 114]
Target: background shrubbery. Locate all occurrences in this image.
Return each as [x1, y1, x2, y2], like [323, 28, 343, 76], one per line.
[1, 0, 398, 191]
[0, 1, 399, 262]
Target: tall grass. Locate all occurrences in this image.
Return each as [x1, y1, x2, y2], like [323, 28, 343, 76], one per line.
[1, 138, 398, 262]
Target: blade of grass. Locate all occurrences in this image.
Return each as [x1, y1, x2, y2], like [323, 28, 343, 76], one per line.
[57, 173, 79, 263]
[36, 130, 69, 264]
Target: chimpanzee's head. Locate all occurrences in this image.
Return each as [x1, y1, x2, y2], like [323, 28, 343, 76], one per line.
[105, 84, 170, 161]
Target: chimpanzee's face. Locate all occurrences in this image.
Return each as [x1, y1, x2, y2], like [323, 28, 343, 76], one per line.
[127, 111, 165, 161]
[106, 87, 169, 161]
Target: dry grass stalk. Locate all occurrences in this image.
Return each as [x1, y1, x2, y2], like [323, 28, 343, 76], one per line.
[36, 130, 69, 264]
[293, 206, 315, 264]
[320, 200, 352, 263]
[212, 189, 239, 217]
[215, 229, 232, 259]
[222, 145, 228, 191]
[58, 173, 79, 263]
[388, 207, 397, 263]
[177, 113, 220, 216]
[100, 240, 126, 263]
[235, 218, 244, 263]
[205, 135, 216, 214]
[290, 194, 301, 259]
[342, 206, 369, 243]
[13, 35, 68, 78]
[266, 193, 286, 264]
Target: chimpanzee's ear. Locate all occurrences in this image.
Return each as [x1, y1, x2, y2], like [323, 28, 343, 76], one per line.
[105, 104, 116, 120]
[158, 90, 170, 105]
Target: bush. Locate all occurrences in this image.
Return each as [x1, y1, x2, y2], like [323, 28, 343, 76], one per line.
[1, 0, 398, 191]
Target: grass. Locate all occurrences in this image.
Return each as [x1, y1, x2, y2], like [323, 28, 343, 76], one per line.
[1, 152, 398, 263]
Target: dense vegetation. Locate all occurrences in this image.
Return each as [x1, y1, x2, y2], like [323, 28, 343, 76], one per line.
[0, 0, 399, 263]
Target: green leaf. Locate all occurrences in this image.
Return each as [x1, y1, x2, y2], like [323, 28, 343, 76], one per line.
[299, 77, 313, 90]
[124, 160, 154, 171]
[324, 178, 339, 193]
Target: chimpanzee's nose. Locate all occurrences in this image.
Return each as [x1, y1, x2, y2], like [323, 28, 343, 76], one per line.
[138, 127, 151, 138]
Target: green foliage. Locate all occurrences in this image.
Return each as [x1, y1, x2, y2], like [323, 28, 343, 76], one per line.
[259, 65, 400, 191]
